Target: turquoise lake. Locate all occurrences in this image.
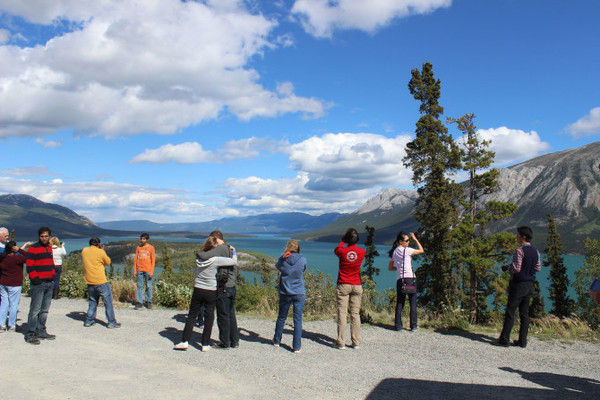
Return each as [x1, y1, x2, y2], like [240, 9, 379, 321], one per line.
[63, 234, 585, 310]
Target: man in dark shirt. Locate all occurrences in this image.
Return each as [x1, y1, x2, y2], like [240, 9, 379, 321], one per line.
[497, 226, 541, 348]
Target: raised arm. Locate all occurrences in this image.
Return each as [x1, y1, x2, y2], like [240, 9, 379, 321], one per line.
[410, 233, 424, 256]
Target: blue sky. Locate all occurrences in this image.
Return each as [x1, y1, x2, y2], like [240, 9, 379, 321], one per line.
[0, 0, 598, 223]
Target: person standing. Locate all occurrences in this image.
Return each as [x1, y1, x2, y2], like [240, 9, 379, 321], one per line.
[203, 230, 239, 349]
[0, 240, 32, 331]
[24, 227, 57, 345]
[272, 240, 306, 353]
[388, 232, 424, 332]
[50, 237, 67, 300]
[0, 227, 9, 254]
[497, 226, 541, 348]
[173, 236, 237, 351]
[81, 238, 120, 329]
[134, 233, 155, 310]
[334, 228, 365, 350]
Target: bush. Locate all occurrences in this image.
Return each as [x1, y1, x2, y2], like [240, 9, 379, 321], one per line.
[154, 280, 192, 309]
[110, 278, 137, 303]
[304, 270, 336, 318]
[236, 277, 278, 316]
[59, 269, 88, 299]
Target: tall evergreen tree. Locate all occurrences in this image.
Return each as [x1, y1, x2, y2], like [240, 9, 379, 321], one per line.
[403, 62, 462, 309]
[447, 113, 517, 322]
[361, 225, 380, 281]
[544, 213, 574, 318]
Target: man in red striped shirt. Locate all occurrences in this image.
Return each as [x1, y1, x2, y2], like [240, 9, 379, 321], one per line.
[24, 227, 56, 345]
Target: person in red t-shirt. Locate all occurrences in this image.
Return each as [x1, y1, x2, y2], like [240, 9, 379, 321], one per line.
[334, 228, 365, 349]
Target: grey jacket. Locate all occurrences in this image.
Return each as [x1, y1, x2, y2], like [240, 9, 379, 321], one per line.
[194, 254, 237, 291]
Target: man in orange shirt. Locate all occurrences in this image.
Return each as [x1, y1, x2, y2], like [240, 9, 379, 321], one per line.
[134, 233, 155, 310]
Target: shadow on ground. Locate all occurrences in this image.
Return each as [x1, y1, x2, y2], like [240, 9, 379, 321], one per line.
[433, 327, 497, 344]
[366, 369, 600, 400]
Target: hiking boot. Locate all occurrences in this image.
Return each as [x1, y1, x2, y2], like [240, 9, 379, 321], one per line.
[512, 340, 527, 348]
[144, 301, 152, 309]
[37, 332, 56, 340]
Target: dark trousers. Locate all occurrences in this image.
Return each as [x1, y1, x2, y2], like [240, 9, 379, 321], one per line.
[216, 287, 239, 347]
[182, 287, 216, 346]
[500, 280, 534, 344]
[395, 278, 418, 330]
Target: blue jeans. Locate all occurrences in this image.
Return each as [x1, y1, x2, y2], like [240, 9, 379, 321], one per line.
[0, 285, 22, 327]
[396, 278, 418, 330]
[86, 282, 118, 326]
[136, 272, 153, 304]
[273, 294, 305, 351]
[27, 280, 54, 337]
[53, 266, 62, 291]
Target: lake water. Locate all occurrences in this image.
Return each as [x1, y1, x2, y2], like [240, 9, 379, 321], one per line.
[63, 234, 585, 310]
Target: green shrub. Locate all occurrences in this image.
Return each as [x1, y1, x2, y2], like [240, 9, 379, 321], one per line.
[154, 280, 192, 309]
[59, 269, 88, 299]
[304, 270, 336, 318]
[236, 278, 278, 316]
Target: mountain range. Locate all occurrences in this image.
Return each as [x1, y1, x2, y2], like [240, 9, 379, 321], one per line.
[298, 141, 600, 253]
[2, 141, 598, 253]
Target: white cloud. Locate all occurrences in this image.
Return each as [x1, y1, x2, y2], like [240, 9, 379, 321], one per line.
[0, 0, 326, 138]
[130, 137, 285, 164]
[565, 107, 600, 138]
[0, 29, 10, 44]
[288, 133, 413, 190]
[291, 0, 451, 38]
[216, 132, 414, 214]
[2, 166, 53, 176]
[35, 138, 62, 148]
[0, 175, 228, 223]
[473, 127, 551, 166]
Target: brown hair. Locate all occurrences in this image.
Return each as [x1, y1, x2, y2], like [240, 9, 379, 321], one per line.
[283, 239, 300, 255]
[209, 230, 224, 240]
[202, 236, 219, 252]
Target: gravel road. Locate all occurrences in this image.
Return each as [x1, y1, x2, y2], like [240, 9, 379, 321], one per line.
[1, 296, 599, 399]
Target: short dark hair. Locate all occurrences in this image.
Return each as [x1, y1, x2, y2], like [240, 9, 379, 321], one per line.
[341, 228, 359, 245]
[517, 226, 533, 242]
[140, 233, 150, 240]
[209, 230, 224, 240]
[38, 226, 51, 236]
[89, 237, 101, 246]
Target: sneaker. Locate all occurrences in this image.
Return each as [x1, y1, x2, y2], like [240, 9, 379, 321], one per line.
[512, 340, 527, 348]
[84, 322, 95, 327]
[37, 332, 56, 340]
[495, 339, 510, 347]
[26, 335, 41, 345]
[337, 345, 347, 350]
[0, 325, 5, 332]
[201, 345, 211, 352]
[352, 345, 361, 350]
[232, 343, 239, 349]
[144, 301, 152, 309]
[6, 326, 15, 332]
[107, 323, 121, 329]
[411, 327, 420, 332]
[173, 341, 188, 350]
[213, 343, 230, 350]
[293, 349, 301, 354]
[134, 303, 143, 310]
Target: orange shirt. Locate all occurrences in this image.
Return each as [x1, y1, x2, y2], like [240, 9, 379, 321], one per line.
[134, 244, 155, 274]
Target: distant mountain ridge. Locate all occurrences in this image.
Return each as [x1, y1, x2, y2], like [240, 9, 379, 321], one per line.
[298, 141, 600, 253]
[98, 212, 344, 234]
[0, 194, 122, 239]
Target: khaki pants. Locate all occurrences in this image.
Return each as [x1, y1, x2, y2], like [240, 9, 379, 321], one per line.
[336, 284, 363, 347]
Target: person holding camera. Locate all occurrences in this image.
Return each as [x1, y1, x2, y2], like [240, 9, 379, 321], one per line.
[81, 238, 120, 329]
[388, 231, 424, 332]
[497, 226, 541, 348]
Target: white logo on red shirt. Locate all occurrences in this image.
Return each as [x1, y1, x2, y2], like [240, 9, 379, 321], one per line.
[346, 251, 358, 262]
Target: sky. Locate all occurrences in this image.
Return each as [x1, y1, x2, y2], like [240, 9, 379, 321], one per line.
[0, 0, 599, 224]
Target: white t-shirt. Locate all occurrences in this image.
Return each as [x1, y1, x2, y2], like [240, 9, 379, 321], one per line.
[392, 246, 416, 279]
